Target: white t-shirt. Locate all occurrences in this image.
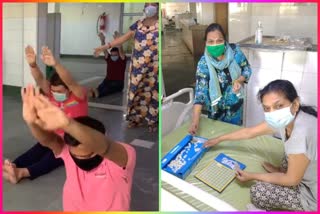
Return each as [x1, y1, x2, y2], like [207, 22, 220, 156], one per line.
[277, 111, 317, 211]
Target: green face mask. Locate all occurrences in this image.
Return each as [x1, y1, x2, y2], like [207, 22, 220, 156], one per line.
[206, 44, 225, 58]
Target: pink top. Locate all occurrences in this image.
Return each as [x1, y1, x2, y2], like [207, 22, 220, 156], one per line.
[57, 143, 136, 211]
[49, 89, 88, 136]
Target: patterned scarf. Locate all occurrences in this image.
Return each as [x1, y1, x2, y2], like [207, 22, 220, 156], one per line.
[204, 43, 242, 107]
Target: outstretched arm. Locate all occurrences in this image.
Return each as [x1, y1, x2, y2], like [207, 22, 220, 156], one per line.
[41, 46, 85, 100]
[25, 46, 50, 95]
[33, 94, 128, 168]
[204, 122, 274, 147]
[21, 85, 63, 155]
[94, 30, 134, 57]
[98, 32, 109, 58]
[114, 31, 126, 60]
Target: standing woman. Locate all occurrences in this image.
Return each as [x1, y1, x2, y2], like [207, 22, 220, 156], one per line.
[189, 23, 252, 135]
[94, 3, 159, 132]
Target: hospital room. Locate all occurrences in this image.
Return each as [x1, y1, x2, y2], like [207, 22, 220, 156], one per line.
[161, 2, 317, 211]
[3, 2, 159, 211]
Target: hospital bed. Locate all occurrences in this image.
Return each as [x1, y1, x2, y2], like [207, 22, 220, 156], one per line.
[161, 89, 284, 211]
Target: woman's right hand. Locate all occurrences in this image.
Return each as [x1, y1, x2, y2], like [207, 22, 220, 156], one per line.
[188, 121, 199, 135]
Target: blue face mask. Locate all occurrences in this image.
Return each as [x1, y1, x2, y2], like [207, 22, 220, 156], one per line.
[111, 56, 119, 61]
[264, 104, 295, 129]
[145, 5, 157, 17]
[52, 91, 67, 102]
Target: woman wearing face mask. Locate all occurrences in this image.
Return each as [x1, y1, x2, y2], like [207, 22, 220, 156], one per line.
[94, 3, 159, 133]
[189, 23, 252, 135]
[19, 85, 136, 211]
[3, 46, 88, 184]
[204, 80, 317, 211]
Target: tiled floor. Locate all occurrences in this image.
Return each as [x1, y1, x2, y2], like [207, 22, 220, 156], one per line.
[162, 30, 197, 101]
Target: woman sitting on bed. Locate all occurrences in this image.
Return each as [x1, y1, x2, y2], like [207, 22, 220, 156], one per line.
[204, 79, 317, 211]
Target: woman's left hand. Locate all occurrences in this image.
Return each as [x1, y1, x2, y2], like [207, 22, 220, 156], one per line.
[232, 80, 242, 93]
[235, 169, 253, 182]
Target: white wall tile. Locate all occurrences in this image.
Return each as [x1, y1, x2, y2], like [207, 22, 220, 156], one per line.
[304, 52, 318, 73]
[3, 30, 23, 43]
[3, 18, 23, 31]
[23, 18, 37, 31]
[229, 3, 317, 44]
[3, 3, 23, 18]
[282, 51, 307, 72]
[249, 50, 283, 70]
[3, 63, 23, 86]
[3, 42, 23, 64]
[299, 92, 317, 107]
[23, 3, 38, 18]
[3, 3, 39, 87]
[23, 30, 38, 47]
[281, 71, 303, 91]
[247, 67, 282, 89]
[300, 72, 317, 94]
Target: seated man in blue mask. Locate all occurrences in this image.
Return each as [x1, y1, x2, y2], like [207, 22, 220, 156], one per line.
[89, 32, 127, 98]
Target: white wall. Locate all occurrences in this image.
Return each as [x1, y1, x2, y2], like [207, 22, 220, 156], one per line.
[3, 3, 47, 87]
[229, 3, 317, 44]
[161, 3, 190, 18]
[60, 3, 121, 55]
[196, 3, 214, 25]
[228, 3, 252, 43]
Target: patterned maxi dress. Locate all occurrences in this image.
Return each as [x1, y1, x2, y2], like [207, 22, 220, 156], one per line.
[127, 19, 159, 127]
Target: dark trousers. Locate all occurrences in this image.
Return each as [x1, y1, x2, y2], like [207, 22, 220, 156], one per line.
[13, 142, 64, 179]
[97, 79, 124, 98]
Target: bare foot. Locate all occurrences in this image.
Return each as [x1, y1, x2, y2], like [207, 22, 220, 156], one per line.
[3, 160, 28, 184]
[148, 125, 158, 133]
[262, 162, 280, 173]
[88, 88, 100, 98]
[3, 160, 18, 184]
[127, 121, 143, 129]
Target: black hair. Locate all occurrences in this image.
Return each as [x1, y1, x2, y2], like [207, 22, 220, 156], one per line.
[49, 71, 69, 89]
[110, 47, 119, 53]
[64, 116, 106, 147]
[204, 23, 227, 41]
[258, 79, 317, 118]
[144, 3, 159, 7]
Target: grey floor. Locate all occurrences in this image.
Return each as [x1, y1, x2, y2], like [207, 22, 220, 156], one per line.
[162, 30, 197, 102]
[3, 57, 158, 211]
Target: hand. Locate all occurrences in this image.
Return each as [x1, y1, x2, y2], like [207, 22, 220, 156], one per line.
[235, 169, 253, 182]
[93, 47, 104, 57]
[21, 85, 39, 124]
[41, 46, 57, 66]
[232, 80, 242, 94]
[204, 137, 221, 148]
[33, 95, 70, 130]
[25, 45, 36, 66]
[188, 121, 199, 135]
[98, 32, 105, 43]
